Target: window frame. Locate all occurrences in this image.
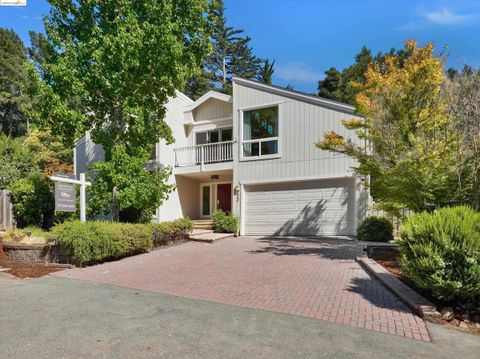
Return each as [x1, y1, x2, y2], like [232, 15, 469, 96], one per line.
[194, 126, 233, 145]
[240, 103, 282, 161]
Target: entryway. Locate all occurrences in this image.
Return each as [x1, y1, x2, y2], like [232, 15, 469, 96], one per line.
[200, 182, 232, 218]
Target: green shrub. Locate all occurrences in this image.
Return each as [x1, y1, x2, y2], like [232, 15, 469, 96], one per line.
[49, 221, 153, 266]
[357, 216, 393, 242]
[9, 173, 54, 228]
[212, 210, 239, 234]
[150, 218, 193, 246]
[397, 206, 480, 301]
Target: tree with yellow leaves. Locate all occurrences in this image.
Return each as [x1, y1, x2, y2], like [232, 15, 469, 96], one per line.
[317, 40, 462, 215]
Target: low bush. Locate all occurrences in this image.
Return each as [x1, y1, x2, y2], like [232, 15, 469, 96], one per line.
[49, 221, 153, 266]
[397, 206, 480, 301]
[49, 218, 194, 265]
[357, 216, 393, 242]
[212, 210, 239, 234]
[150, 218, 193, 246]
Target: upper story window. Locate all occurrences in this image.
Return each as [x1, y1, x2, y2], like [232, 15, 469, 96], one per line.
[242, 106, 279, 158]
[195, 128, 232, 145]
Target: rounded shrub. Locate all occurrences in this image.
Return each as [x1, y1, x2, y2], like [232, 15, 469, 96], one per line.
[9, 173, 54, 228]
[212, 210, 239, 234]
[357, 216, 393, 242]
[397, 206, 480, 301]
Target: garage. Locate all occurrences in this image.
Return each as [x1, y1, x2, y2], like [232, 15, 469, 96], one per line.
[243, 178, 356, 236]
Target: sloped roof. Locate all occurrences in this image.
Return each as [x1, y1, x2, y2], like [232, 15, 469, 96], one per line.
[184, 90, 232, 112]
[233, 77, 356, 115]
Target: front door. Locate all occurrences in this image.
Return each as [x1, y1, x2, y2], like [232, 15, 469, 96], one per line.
[217, 183, 232, 213]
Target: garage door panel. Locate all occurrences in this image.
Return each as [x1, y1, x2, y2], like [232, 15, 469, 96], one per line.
[244, 179, 355, 236]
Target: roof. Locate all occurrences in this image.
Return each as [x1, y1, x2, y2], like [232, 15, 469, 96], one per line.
[174, 90, 194, 104]
[232, 77, 357, 115]
[184, 90, 232, 112]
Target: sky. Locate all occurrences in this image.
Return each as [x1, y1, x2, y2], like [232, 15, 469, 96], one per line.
[1, 0, 480, 93]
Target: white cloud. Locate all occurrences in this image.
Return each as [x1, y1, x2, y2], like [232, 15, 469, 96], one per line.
[275, 63, 322, 83]
[423, 8, 480, 26]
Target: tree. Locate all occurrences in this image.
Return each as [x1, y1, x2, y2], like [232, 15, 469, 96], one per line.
[185, 0, 265, 97]
[0, 28, 31, 137]
[0, 133, 36, 189]
[317, 40, 459, 215]
[256, 59, 275, 85]
[318, 67, 342, 100]
[30, 0, 212, 221]
[446, 68, 480, 209]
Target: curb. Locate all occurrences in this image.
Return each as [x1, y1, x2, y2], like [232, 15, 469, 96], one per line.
[357, 256, 441, 322]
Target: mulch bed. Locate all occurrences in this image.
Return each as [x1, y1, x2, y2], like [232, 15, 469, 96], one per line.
[371, 249, 480, 335]
[0, 241, 64, 279]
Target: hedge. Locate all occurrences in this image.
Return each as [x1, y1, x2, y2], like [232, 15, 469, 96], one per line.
[397, 206, 480, 301]
[49, 218, 193, 266]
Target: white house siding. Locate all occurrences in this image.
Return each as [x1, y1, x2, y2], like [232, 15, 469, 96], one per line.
[155, 94, 194, 221]
[193, 98, 232, 123]
[74, 131, 104, 180]
[232, 79, 368, 236]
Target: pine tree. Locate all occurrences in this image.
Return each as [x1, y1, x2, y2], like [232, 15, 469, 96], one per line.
[256, 59, 275, 84]
[0, 28, 30, 137]
[185, 0, 263, 97]
[318, 67, 342, 100]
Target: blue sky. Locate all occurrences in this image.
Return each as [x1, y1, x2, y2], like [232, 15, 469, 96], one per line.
[1, 0, 480, 93]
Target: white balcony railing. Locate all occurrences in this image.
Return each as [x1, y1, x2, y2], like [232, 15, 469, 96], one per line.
[174, 140, 234, 168]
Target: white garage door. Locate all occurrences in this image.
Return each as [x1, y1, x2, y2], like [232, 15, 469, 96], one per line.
[244, 178, 355, 236]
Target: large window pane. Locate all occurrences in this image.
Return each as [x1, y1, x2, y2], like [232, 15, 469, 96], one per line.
[261, 140, 278, 155]
[243, 106, 278, 140]
[243, 142, 259, 157]
[208, 130, 219, 143]
[221, 128, 232, 141]
[202, 186, 210, 216]
[196, 132, 207, 145]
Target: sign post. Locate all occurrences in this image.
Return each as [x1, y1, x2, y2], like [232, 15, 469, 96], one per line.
[50, 173, 91, 222]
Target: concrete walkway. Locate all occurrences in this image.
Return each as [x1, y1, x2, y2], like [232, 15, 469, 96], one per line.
[55, 236, 428, 340]
[1, 276, 479, 359]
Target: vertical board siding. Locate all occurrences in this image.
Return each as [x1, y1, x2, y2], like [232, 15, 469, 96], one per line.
[233, 83, 362, 183]
[193, 98, 232, 122]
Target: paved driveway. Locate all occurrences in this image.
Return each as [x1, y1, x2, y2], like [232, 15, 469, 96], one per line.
[55, 237, 429, 341]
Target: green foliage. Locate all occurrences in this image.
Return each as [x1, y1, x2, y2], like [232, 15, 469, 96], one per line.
[397, 206, 480, 301]
[150, 218, 193, 246]
[256, 59, 275, 85]
[185, 0, 269, 97]
[357, 216, 393, 242]
[0, 133, 36, 189]
[212, 209, 239, 234]
[28, 1, 212, 218]
[0, 28, 31, 137]
[9, 172, 54, 228]
[88, 145, 175, 222]
[50, 219, 194, 265]
[49, 221, 153, 266]
[317, 40, 463, 215]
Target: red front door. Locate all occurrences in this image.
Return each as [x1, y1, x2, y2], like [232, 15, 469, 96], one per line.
[217, 183, 232, 213]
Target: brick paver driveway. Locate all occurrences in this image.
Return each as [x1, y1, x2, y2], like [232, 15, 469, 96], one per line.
[55, 237, 429, 341]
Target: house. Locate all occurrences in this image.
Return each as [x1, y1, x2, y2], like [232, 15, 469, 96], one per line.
[75, 77, 369, 236]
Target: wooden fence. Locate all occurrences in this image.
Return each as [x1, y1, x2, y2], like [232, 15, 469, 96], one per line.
[0, 190, 15, 230]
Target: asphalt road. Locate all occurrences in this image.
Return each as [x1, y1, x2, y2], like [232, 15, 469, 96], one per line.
[1, 276, 479, 359]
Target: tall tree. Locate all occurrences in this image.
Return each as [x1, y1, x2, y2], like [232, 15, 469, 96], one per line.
[256, 59, 275, 85]
[0, 28, 30, 137]
[317, 40, 460, 215]
[30, 0, 212, 221]
[185, 0, 265, 97]
[318, 67, 341, 100]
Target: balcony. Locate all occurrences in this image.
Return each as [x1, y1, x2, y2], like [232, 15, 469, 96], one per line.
[174, 141, 234, 170]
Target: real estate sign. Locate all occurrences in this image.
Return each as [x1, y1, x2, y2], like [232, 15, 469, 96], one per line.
[54, 182, 76, 212]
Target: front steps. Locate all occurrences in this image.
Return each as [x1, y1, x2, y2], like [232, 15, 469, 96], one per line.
[190, 220, 233, 243]
[192, 219, 213, 231]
